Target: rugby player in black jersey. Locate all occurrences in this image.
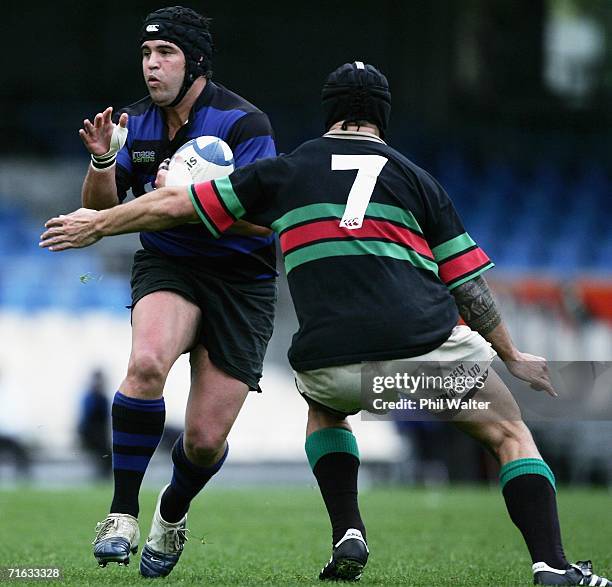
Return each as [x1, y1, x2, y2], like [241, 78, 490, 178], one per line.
[42, 62, 609, 586]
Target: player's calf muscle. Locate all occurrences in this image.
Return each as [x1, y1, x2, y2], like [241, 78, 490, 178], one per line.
[494, 421, 539, 463]
[306, 403, 350, 436]
[464, 419, 539, 463]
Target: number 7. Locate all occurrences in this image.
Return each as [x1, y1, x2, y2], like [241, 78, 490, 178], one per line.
[332, 154, 388, 229]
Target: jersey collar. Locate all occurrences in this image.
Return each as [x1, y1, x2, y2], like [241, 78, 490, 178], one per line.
[323, 129, 387, 144]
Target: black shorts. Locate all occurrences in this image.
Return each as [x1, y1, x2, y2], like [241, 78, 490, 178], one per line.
[130, 249, 277, 391]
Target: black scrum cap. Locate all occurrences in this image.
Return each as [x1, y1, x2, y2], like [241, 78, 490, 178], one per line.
[322, 61, 391, 136]
[140, 6, 214, 106]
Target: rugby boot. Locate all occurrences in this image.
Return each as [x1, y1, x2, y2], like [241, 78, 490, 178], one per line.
[93, 513, 140, 567]
[319, 528, 369, 581]
[140, 485, 188, 578]
[534, 560, 610, 585]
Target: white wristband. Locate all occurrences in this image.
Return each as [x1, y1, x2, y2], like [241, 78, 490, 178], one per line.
[90, 158, 116, 171]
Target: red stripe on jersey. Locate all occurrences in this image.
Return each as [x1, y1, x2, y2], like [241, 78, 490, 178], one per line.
[280, 218, 434, 258]
[192, 181, 236, 232]
[438, 247, 490, 283]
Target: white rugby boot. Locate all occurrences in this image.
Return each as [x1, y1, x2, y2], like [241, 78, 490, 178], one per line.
[93, 513, 140, 567]
[139, 485, 188, 578]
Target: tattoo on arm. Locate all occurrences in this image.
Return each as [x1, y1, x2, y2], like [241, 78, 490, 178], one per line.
[451, 276, 501, 335]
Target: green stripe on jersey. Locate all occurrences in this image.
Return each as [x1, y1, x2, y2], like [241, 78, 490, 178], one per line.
[271, 202, 423, 234]
[432, 232, 476, 262]
[284, 239, 439, 274]
[446, 262, 495, 290]
[188, 185, 220, 238]
[212, 176, 246, 219]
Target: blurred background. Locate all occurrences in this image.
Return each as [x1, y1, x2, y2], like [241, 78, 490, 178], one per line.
[0, 0, 610, 488]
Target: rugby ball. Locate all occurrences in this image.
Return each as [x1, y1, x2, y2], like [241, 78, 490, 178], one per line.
[166, 136, 234, 186]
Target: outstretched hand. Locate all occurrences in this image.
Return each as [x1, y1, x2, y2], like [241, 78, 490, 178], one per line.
[505, 352, 558, 397]
[39, 209, 102, 251]
[79, 107, 128, 156]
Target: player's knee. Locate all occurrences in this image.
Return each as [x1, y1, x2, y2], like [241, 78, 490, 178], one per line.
[183, 428, 227, 466]
[126, 348, 170, 388]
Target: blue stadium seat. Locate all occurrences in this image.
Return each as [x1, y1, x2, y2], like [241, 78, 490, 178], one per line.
[494, 236, 536, 269]
[593, 238, 612, 271]
[543, 236, 585, 273]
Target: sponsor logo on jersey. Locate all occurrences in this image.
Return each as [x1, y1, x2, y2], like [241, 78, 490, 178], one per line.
[132, 150, 156, 163]
[340, 217, 361, 228]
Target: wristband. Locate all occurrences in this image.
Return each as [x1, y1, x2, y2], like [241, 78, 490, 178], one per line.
[91, 154, 116, 170]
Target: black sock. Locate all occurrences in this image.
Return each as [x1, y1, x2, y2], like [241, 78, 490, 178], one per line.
[305, 428, 366, 545]
[160, 434, 228, 523]
[501, 459, 567, 569]
[109, 392, 165, 518]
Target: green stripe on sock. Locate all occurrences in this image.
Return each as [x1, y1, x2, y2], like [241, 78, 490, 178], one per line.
[499, 458, 556, 491]
[305, 427, 359, 470]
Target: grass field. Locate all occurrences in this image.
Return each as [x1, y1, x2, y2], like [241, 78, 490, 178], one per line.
[0, 486, 609, 586]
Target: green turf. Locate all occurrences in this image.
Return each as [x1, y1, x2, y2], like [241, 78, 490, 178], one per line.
[0, 486, 609, 585]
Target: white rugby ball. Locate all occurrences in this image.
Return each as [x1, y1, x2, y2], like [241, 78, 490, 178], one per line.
[166, 136, 234, 186]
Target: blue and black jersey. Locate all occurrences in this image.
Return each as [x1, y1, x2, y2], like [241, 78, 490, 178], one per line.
[114, 81, 277, 281]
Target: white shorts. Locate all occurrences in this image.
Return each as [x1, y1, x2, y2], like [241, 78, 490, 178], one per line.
[294, 325, 497, 415]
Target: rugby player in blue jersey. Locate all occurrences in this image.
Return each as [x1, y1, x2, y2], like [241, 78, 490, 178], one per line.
[43, 63, 609, 586]
[74, 6, 277, 578]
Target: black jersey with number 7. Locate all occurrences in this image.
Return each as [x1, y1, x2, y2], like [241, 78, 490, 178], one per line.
[189, 130, 494, 371]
